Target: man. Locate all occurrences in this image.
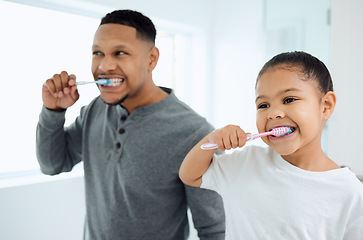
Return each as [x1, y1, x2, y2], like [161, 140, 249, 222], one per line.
[36, 9, 225, 240]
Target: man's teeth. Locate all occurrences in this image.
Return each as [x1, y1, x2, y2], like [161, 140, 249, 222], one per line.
[104, 78, 124, 86]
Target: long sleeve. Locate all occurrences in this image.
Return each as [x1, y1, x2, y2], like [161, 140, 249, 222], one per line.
[185, 185, 225, 239]
[36, 106, 82, 175]
[35, 90, 226, 239]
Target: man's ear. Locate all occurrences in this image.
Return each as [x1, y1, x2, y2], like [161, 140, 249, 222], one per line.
[148, 46, 159, 72]
[322, 91, 336, 120]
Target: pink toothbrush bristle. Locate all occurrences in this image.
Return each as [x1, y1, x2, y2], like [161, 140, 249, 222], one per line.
[271, 127, 291, 136]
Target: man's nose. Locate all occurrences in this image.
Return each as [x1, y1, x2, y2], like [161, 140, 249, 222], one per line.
[98, 56, 117, 71]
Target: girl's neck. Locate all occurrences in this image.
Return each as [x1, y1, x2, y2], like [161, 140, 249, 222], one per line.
[281, 145, 340, 172]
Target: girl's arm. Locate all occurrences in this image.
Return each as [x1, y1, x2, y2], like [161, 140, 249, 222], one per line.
[179, 125, 247, 187]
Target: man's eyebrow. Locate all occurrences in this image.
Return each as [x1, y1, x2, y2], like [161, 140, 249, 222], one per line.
[92, 44, 128, 49]
[255, 88, 302, 102]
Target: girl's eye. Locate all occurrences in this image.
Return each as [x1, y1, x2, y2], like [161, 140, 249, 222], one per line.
[284, 98, 297, 104]
[257, 103, 269, 109]
[92, 51, 102, 56]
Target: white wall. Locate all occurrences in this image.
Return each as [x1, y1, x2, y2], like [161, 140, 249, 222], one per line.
[328, 0, 363, 177]
[211, 0, 264, 131]
[0, 177, 85, 240]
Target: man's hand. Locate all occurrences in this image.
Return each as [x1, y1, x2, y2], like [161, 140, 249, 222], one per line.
[42, 71, 79, 111]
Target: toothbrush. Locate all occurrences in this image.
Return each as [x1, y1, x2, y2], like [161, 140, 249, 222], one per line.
[75, 79, 111, 86]
[200, 126, 292, 150]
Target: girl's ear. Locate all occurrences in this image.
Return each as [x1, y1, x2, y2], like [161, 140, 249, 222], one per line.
[322, 91, 336, 120]
[148, 46, 159, 72]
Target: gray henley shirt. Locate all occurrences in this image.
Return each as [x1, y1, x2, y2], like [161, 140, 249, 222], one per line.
[36, 87, 225, 240]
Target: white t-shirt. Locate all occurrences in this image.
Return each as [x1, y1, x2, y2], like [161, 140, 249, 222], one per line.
[201, 145, 363, 240]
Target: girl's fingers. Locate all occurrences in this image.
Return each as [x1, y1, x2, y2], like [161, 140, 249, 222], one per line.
[223, 135, 232, 150]
[209, 125, 248, 151]
[237, 128, 248, 147]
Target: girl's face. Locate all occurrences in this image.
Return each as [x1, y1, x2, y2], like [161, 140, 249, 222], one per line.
[255, 67, 333, 158]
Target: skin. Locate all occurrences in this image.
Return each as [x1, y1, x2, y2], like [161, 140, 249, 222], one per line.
[42, 23, 168, 113]
[179, 66, 339, 187]
[255, 67, 339, 171]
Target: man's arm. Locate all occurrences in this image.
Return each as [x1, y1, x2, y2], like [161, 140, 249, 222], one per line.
[36, 106, 81, 175]
[179, 135, 216, 187]
[36, 71, 82, 175]
[184, 185, 226, 240]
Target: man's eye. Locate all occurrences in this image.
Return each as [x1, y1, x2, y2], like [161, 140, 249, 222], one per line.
[284, 98, 297, 104]
[116, 51, 126, 56]
[258, 103, 269, 109]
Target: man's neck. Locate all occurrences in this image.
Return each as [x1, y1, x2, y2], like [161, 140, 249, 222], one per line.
[121, 85, 169, 113]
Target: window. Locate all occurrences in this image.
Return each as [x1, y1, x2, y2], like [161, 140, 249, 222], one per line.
[0, 1, 198, 175]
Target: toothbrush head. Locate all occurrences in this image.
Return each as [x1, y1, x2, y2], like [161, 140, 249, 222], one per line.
[270, 127, 292, 137]
[96, 79, 112, 85]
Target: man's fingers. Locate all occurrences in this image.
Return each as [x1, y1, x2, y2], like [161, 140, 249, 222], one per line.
[60, 71, 69, 89]
[52, 74, 62, 92]
[44, 78, 56, 94]
[70, 86, 80, 101]
[69, 74, 77, 84]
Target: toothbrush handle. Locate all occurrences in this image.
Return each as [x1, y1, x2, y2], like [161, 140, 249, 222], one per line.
[200, 143, 219, 150]
[246, 134, 254, 141]
[75, 79, 111, 86]
[200, 132, 272, 150]
[200, 134, 255, 150]
[246, 132, 268, 141]
[74, 81, 91, 86]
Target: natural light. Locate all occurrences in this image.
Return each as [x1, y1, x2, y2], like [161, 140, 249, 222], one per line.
[0, 1, 193, 175]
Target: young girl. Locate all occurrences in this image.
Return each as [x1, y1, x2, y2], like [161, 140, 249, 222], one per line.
[179, 51, 363, 239]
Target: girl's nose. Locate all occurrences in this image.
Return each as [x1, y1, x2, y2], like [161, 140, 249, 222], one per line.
[267, 107, 285, 119]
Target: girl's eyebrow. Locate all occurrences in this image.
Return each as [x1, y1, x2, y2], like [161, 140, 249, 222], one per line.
[255, 88, 302, 102]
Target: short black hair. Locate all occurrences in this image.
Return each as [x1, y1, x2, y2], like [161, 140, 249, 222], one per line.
[100, 9, 156, 44]
[257, 51, 333, 93]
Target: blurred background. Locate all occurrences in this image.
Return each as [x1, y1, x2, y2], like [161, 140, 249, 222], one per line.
[0, 0, 362, 239]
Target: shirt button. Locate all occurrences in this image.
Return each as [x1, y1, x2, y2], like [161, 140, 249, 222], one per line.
[116, 142, 121, 149]
[118, 128, 125, 134]
[121, 115, 127, 121]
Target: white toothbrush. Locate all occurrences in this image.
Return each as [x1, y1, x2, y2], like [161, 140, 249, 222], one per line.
[75, 79, 111, 86]
[200, 126, 292, 150]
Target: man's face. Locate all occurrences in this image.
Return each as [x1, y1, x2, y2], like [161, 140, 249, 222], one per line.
[91, 23, 154, 104]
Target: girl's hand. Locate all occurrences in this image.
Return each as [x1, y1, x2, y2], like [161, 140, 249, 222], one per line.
[180, 124, 248, 187]
[207, 124, 248, 151]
